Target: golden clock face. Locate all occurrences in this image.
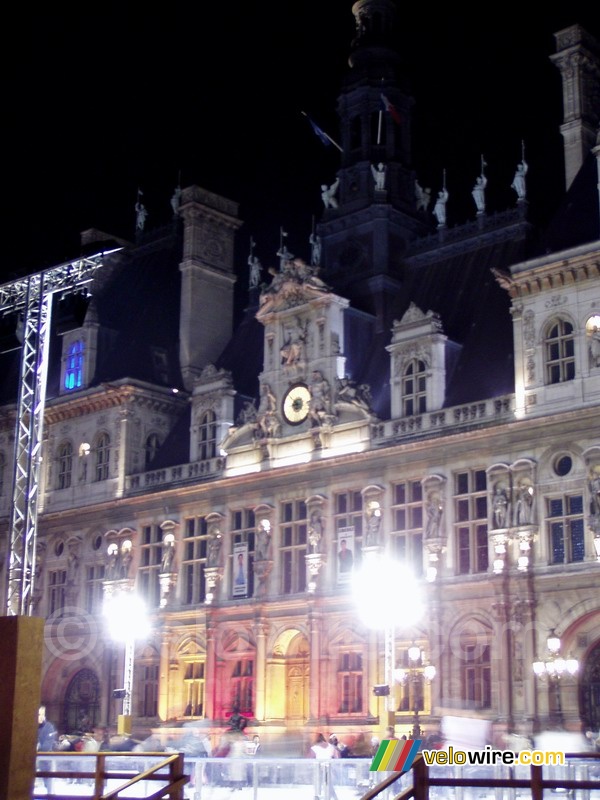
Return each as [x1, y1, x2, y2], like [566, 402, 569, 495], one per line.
[282, 383, 311, 425]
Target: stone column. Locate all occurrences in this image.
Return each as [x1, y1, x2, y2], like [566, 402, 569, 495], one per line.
[254, 617, 268, 722]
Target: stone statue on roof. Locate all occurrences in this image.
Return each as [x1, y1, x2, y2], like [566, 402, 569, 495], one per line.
[321, 178, 339, 209]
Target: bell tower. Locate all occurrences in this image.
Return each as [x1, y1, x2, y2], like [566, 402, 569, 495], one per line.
[319, 0, 432, 330]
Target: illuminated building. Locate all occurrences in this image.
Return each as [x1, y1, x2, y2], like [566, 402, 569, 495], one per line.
[1, 2, 599, 750]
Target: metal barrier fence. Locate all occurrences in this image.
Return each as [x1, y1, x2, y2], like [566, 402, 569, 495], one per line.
[34, 751, 600, 800]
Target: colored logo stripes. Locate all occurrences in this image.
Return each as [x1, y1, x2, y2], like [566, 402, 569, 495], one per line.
[370, 739, 422, 772]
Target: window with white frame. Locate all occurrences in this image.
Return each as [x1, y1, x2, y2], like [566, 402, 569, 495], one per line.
[48, 569, 67, 616]
[139, 662, 159, 718]
[462, 643, 491, 709]
[544, 318, 575, 384]
[57, 441, 73, 490]
[198, 411, 217, 461]
[548, 493, 585, 564]
[94, 433, 110, 482]
[280, 499, 307, 595]
[182, 517, 209, 605]
[402, 359, 427, 416]
[231, 658, 254, 715]
[338, 651, 363, 714]
[454, 469, 488, 574]
[334, 490, 363, 565]
[64, 340, 84, 391]
[145, 433, 161, 470]
[84, 564, 105, 613]
[139, 525, 163, 608]
[391, 480, 423, 576]
[183, 661, 205, 718]
[232, 508, 255, 597]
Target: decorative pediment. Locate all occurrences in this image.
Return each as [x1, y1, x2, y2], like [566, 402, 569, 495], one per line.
[193, 367, 234, 401]
[390, 303, 444, 342]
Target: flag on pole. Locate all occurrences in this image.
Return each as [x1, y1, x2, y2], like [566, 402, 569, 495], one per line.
[381, 94, 402, 126]
[301, 111, 343, 152]
[307, 115, 332, 147]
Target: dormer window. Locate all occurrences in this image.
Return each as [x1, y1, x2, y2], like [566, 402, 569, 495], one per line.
[199, 411, 217, 461]
[145, 433, 161, 470]
[544, 318, 575, 384]
[57, 441, 73, 489]
[403, 359, 427, 416]
[64, 340, 84, 390]
[94, 433, 110, 482]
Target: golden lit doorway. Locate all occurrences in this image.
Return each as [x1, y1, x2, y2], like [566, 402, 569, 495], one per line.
[286, 633, 309, 723]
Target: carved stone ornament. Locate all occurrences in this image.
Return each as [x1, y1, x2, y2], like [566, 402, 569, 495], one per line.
[256, 259, 331, 315]
[306, 552, 326, 594]
[203, 565, 223, 605]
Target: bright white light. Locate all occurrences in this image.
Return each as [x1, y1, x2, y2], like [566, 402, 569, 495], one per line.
[104, 591, 150, 642]
[352, 556, 424, 630]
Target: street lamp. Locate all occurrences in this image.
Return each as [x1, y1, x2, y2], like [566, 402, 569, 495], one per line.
[395, 645, 436, 738]
[532, 629, 579, 726]
[103, 588, 150, 735]
[352, 553, 425, 726]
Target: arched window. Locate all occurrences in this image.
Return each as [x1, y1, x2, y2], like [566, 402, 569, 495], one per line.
[57, 441, 73, 490]
[403, 359, 427, 416]
[462, 642, 491, 709]
[545, 318, 575, 384]
[63, 668, 101, 734]
[145, 433, 161, 470]
[94, 433, 110, 482]
[198, 411, 217, 461]
[454, 620, 493, 710]
[0, 451, 5, 497]
[64, 340, 84, 390]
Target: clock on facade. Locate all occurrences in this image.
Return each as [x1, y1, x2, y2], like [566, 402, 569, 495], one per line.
[282, 383, 311, 425]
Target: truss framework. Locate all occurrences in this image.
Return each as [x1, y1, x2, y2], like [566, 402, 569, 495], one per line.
[1, 250, 119, 615]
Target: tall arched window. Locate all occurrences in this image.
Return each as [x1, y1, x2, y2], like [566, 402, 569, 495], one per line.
[57, 441, 73, 489]
[94, 433, 110, 481]
[145, 433, 161, 470]
[198, 411, 217, 461]
[63, 668, 101, 734]
[545, 318, 575, 384]
[403, 359, 427, 416]
[64, 340, 85, 390]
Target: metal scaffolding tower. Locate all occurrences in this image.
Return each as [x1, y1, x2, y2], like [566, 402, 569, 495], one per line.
[1, 250, 120, 616]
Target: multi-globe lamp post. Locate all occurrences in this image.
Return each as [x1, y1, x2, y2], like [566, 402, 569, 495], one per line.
[395, 644, 437, 738]
[532, 629, 579, 727]
[352, 552, 432, 732]
[103, 588, 150, 735]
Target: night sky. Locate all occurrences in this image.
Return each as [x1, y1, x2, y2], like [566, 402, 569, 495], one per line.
[3, 3, 599, 287]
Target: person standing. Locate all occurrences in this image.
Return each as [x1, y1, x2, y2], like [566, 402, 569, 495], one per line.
[310, 733, 339, 800]
[37, 706, 57, 793]
[37, 705, 57, 751]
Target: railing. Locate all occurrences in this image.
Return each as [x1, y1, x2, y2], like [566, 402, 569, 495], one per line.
[126, 456, 225, 493]
[35, 751, 600, 800]
[362, 751, 600, 800]
[34, 751, 187, 799]
[370, 395, 514, 445]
